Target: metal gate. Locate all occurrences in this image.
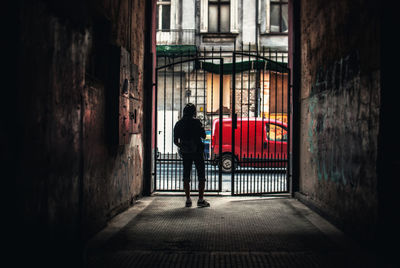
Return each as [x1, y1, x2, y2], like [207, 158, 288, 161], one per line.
[154, 46, 290, 195]
[154, 52, 225, 192]
[230, 49, 290, 195]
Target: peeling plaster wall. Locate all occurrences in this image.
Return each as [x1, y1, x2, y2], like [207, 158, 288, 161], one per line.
[14, 0, 150, 266]
[298, 0, 380, 244]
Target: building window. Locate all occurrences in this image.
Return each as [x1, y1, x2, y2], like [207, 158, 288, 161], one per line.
[207, 73, 231, 113]
[200, 0, 237, 33]
[157, 0, 171, 30]
[270, 0, 288, 33]
[208, 0, 230, 33]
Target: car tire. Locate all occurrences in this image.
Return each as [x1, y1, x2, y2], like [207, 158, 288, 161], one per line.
[221, 154, 236, 173]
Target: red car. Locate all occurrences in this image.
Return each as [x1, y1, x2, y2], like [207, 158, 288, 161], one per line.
[211, 117, 288, 172]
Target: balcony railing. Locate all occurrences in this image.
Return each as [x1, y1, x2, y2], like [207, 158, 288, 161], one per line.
[156, 29, 196, 45]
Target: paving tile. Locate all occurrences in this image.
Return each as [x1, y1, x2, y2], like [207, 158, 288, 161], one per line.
[86, 196, 375, 267]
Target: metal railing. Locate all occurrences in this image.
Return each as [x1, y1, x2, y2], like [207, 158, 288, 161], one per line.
[156, 29, 196, 45]
[154, 45, 290, 195]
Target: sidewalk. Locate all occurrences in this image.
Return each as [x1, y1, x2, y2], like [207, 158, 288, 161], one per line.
[85, 196, 376, 267]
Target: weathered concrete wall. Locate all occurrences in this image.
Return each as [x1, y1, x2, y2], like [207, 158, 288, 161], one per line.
[298, 0, 380, 245]
[81, 0, 147, 235]
[14, 0, 150, 266]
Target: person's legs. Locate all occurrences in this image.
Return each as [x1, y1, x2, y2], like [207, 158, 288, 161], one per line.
[182, 156, 193, 206]
[198, 180, 205, 200]
[184, 180, 190, 199]
[194, 154, 209, 207]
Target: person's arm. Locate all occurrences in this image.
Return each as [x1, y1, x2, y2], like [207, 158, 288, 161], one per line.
[173, 123, 181, 146]
[174, 137, 180, 146]
[198, 120, 206, 139]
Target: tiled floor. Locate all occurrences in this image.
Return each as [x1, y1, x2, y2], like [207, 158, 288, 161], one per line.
[86, 196, 375, 267]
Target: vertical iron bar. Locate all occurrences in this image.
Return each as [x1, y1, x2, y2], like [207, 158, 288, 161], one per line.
[195, 55, 199, 189]
[257, 48, 261, 193]
[249, 153, 253, 193]
[154, 69, 159, 191]
[254, 53, 258, 193]
[219, 47, 223, 193]
[231, 44, 236, 195]
[158, 157, 160, 190]
[287, 67, 291, 193]
[180, 53, 183, 118]
[163, 55, 167, 190]
[274, 51, 278, 192]
[281, 53, 284, 192]
[211, 47, 214, 191]
[253, 152, 255, 194]
[187, 50, 192, 191]
[171, 153, 173, 191]
[167, 150, 169, 191]
[165, 152, 168, 190]
[240, 42, 244, 194]
[257, 153, 260, 193]
[172, 66, 175, 156]
[168, 153, 171, 190]
[261, 47, 265, 193]
[171, 63, 175, 190]
[267, 48, 271, 193]
[219, 55, 224, 194]
[278, 60, 281, 192]
[256, 154, 258, 194]
[203, 47, 208, 190]
[247, 43, 251, 194]
[175, 152, 177, 190]
[172, 68, 177, 190]
[179, 52, 183, 190]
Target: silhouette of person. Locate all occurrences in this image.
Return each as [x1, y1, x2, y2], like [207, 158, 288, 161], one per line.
[173, 103, 210, 207]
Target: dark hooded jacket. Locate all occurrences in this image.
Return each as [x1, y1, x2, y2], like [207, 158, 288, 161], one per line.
[173, 115, 206, 154]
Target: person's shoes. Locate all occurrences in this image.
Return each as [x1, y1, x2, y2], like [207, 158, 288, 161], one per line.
[197, 199, 210, 207]
[185, 198, 192, 207]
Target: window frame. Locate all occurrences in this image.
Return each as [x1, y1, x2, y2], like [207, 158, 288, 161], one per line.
[156, 0, 171, 31]
[265, 0, 288, 35]
[200, 0, 238, 34]
[208, 0, 231, 33]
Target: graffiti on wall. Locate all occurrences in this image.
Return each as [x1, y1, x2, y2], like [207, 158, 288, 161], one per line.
[307, 50, 379, 188]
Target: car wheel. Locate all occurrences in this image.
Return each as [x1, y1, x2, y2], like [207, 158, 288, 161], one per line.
[221, 154, 236, 173]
